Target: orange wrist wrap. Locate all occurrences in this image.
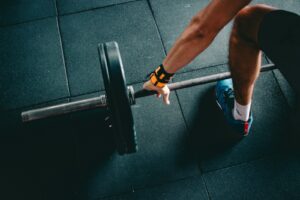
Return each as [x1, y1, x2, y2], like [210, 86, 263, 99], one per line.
[149, 64, 174, 88]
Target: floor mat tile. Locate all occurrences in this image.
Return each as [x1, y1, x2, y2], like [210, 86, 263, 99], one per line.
[203, 154, 300, 200]
[0, 0, 56, 26]
[57, 0, 136, 15]
[0, 18, 69, 110]
[104, 176, 208, 200]
[75, 83, 198, 199]
[175, 66, 290, 172]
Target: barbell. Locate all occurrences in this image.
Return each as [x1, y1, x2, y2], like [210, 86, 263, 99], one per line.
[21, 41, 276, 155]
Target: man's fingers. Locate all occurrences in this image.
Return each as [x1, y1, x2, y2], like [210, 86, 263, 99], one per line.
[163, 92, 170, 105]
[143, 81, 170, 104]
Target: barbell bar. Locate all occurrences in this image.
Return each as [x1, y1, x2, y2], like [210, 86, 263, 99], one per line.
[134, 62, 276, 98]
[22, 62, 276, 122]
[21, 41, 276, 155]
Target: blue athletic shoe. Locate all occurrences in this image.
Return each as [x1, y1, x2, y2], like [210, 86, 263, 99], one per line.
[215, 79, 253, 136]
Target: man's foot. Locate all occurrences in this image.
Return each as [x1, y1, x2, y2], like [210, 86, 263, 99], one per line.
[215, 79, 253, 136]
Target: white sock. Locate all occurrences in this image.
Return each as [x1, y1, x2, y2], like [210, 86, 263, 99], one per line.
[233, 100, 251, 122]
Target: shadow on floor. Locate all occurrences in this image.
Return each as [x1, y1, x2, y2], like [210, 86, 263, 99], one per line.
[281, 108, 300, 155]
[182, 85, 300, 165]
[185, 87, 243, 161]
[0, 108, 116, 200]
[71, 109, 117, 200]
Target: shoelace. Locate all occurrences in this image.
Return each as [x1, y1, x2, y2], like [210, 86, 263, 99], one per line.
[224, 88, 234, 102]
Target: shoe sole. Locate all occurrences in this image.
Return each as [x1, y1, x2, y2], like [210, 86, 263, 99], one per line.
[216, 100, 222, 110]
[215, 90, 222, 110]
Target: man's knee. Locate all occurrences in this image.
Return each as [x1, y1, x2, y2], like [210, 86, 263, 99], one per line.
[232, 4, 276, 44]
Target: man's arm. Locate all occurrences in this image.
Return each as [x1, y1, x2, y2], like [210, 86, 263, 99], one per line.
[144, 0, 251, 104]
[163, 0, 252, 73]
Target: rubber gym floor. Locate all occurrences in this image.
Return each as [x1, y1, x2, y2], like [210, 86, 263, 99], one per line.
[0, 0, 300, 200]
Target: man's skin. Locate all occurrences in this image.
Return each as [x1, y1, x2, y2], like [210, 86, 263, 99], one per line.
[143, 0, 275, 106]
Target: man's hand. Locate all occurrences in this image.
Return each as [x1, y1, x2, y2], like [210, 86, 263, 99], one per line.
[143, 80, 170, 105]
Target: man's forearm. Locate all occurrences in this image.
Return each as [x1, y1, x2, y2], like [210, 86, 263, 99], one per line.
[163, 0, 251, 73]
[162, 18, 217, 73]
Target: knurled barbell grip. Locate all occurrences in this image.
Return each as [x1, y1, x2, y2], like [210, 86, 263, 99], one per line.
[134, 63, 276, 99]
[21, 95, 107, 122]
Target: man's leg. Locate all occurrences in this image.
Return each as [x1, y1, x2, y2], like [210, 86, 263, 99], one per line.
[229, 4, 275, 121]
[215, 4, 276, 135]
[219, 5, 300, 136]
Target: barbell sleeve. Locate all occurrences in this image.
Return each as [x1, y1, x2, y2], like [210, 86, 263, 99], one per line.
[134, 63, 276, 99]
[21, 95, 107, 122]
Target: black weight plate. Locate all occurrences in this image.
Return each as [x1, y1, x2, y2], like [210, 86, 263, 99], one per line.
[98, 41, 137, 155]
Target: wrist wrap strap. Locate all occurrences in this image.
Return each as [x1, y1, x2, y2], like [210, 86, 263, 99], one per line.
[149, 64, 174, 88]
